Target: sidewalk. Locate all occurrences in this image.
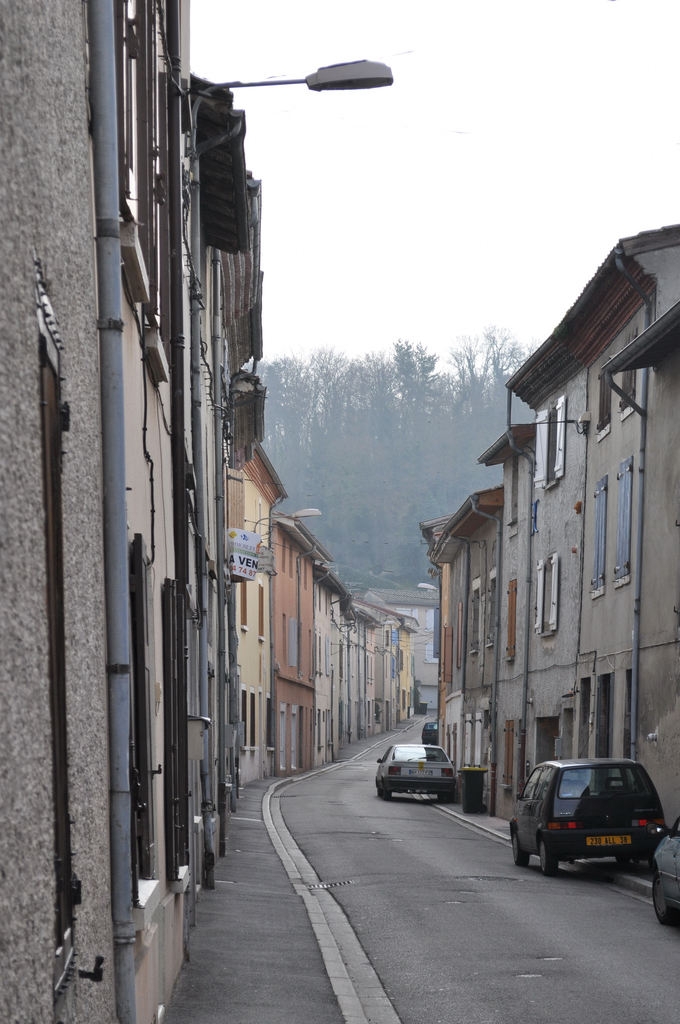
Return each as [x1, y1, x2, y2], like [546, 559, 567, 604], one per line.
[163, 773, 346, 1024]
[164, 722, 652, 1023]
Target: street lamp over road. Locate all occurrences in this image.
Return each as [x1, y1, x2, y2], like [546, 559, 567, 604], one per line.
[208, 60, 393, 93]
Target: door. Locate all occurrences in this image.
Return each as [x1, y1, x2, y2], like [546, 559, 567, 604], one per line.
[516, 766, 553, 853]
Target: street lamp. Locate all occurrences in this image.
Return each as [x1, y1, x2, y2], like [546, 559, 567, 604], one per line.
[204, 60, 393, 93]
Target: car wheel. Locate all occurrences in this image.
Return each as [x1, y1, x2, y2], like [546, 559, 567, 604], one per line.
[383, 787, 392, 801]
[511, 830, 530, 867]
[538, 837, 558, 876]
[653, 870, 680, 925]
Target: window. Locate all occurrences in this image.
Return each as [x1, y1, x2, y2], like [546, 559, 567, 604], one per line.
[591, 475, 608, 595]
[249, 691, 256, 747]
[288, 616, 298, 668]
[597, 370, 611, 433]
[240, 585, 248, 628]
[487, 569, 496, 646]
[535, 554, 559, 634]
[534, 395, 566, 487]
[615, 456, 633, 584]
[470, 579, 481, 652]
[619, 367, 637, 414]
[506, 579, 517, 660]
[619, 326, 638, 415]
[116, 0, 159, 311]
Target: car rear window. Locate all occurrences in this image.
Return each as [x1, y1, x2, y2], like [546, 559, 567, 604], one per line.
[556, 765, 654, 801]
[393, 746, 448, 763]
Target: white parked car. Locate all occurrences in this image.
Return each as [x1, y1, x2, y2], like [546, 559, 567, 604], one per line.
[376, 743, 455, 803]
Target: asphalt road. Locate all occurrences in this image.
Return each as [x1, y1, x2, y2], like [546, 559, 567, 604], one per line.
[274, 743, 680, 1024]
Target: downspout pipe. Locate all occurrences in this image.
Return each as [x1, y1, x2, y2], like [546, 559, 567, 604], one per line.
[470, 494, 502, 816]
[212, 252, 228, 856]
[87, 0, 137, 1020]
[506, 387, 534, 791]
[189, 110, 215, 889]
[609, 248, 653, 761]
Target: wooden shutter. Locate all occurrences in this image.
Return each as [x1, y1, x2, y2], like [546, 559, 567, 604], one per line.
[162, 580, 188, 880]
[39, 286, 76, 1005]
[130, 534, 156, 882]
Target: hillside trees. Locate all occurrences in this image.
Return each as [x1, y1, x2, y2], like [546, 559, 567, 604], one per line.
[261, 329, 529, 587]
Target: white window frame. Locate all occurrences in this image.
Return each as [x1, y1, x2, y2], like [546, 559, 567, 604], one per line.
[535, 396, 567, 487]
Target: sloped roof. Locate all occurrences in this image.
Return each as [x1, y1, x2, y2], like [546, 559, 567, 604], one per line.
[507, 224, 680, 409]
[362, 587, 439, 607]
[430, 485, 504, 563]
[478, 423, 536, 466]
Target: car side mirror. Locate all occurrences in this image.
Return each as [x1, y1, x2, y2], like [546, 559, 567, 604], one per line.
[377, 757, 383, 764]
[647, 821, 668, 839]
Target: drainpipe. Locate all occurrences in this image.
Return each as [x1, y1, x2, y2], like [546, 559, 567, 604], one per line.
[267, 499, 284, 776]
[470, 494, 502, 815]
[506, 389, 534, 792]
[189, 115, 215, 889]
[87, 0, 136, 1019]
[608, 248, 653, 762]
[212, 253, 229, 855]
[167, 0, 192, 955]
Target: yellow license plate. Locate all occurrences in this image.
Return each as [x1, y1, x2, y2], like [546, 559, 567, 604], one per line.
[585, 834, 632, 847]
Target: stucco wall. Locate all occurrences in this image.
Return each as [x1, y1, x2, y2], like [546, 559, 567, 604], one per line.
[0, 1, 116, 1021]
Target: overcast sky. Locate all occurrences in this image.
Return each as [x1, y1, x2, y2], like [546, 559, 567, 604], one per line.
[191, 0, 680, 364]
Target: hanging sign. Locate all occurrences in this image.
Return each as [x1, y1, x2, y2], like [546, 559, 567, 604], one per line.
[227, 529, 261, 580]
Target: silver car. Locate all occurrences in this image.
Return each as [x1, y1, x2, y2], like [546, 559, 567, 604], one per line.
[376, 743, 455, 803]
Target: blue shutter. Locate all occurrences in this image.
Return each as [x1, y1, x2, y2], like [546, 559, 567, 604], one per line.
[615, 457, 633, 581]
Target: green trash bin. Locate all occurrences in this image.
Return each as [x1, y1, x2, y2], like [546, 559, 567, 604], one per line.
[459, 767, 487, 814]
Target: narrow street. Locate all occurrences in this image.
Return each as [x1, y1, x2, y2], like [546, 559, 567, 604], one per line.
[271, 731, 679, 1024]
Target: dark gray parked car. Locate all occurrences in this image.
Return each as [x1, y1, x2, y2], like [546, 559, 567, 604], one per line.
[421, 721, 438, 745]
[510, 758, 665, 876]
